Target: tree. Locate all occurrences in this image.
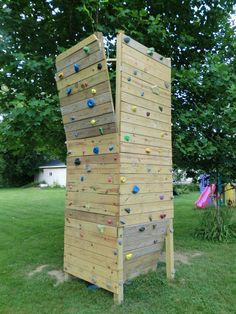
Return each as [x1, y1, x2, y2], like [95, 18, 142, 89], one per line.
[0, 0, 235, 185]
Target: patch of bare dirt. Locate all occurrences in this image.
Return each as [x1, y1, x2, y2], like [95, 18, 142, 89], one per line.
[28, 264, 49, 277]
[160, 251, 204, 265]
[47, 270, 70, 287]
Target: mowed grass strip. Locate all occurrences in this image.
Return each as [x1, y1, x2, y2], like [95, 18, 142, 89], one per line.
[0, 188, 235, 314]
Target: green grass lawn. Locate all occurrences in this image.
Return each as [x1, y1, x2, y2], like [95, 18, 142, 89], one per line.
[0, 188, 235, 314]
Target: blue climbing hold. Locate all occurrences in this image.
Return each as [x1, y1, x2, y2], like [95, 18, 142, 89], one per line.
[132, 185, 140, 194]
[87, 98, 95, 108]
[66, 87, 72, 95]
[108, 144, 114, 151]
[80, 176, 84, 182]
[74, 63, 79, 72]
[87, 284, 100, 290]
[141, 91, 144, 96]
[93, 146, 99, 154]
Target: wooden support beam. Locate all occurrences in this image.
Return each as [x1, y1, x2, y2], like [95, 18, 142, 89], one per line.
[165, 219, 175, 279]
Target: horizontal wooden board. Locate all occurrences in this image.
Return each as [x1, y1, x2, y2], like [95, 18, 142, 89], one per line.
[64, 261, 119, 293]
[64, 112, 116, 133]
[64, 200, 119, 216]
[120, 132, 171, 149]
[120, 182, 172, 195]
[120, 192, 173, 206]
[120, 143, 172, 158]
[67, 153, 119, 165]
[56, 34, 98, 62]
[61, 92, 112, 115]
[59, 70, 107, 99]
[120, 200, 174, 215]
[65, 209, 119, 227]
[65, 123, 116, 140]
[66, 191, 119, 206]
[120, 209, 174, 225]
[67, 173, 120, 185]
[65, 244, 118, 270]
[67, 164, 119, 175]
[123, 243, 163, 261]
[119, 173, 173, 184]
[57, 59, 107, 91]
[65, 226, 117, 248]
[121, 33, 171, 68]
[67, 182, 119, 195]
[56, 47, 103, 77]
[120, 163, 172, 174]
[65, 218, 117, 237]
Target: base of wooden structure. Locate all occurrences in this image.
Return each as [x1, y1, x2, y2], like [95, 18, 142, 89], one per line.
[113, 286, 124, 305]
[165, 220, 175, 280]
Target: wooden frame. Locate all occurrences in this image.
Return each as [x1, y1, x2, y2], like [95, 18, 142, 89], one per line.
[55, 32, 174, 304]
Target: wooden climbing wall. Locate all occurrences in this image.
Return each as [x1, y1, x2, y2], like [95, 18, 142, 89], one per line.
[116, 33, 173, 281]
[55, 32, 174, 304]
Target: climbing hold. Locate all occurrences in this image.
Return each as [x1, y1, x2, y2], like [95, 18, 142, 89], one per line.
[160, 214, 166, 219]
[73, 63, 79, 72]
[153, 224, 157, 229]
[107, 176, 113, 183]
[153, 240, 158, 244]
[147, 47, 155, 56]
[146, 112, 150, 117]
[145, 147, 151, 154]
[133, 70, 138, 75]
[70, 116, 75, 121]
[120, 176, 127, 184]
[141, 91, 144, 96]
[108, 144, 114, 151]
[74, 131, 79, 138]
[114, 156, 118, 161]
[85, 165, 92, 172]
[66, 87, 72, 95]
[120, 220, 126, 225]
[160, 56, 163, 61]
[124, 134, 131, 142]
[118, 240, 122, 245]
[139, 226, 145, 232]
[160, 132, 165, 138]
[91, 88, 96, 95]
[97, 224, 105, 233]
[74, 158, 81, 165]
[69, 201, 73, 206]
[131, 105, 137, 112]
[160, 194, 164, 200]
[83, 46, 90, 54]
[127, 76, 131, 82]
[106, 283, 112, 289]
[67, 150, 72, 155]
[113, 250, 118, 256]
[107, 219, 113, 225]
[124, 36, 130, 44]
[93, 146, 99, 154]
[125, 253, 133, 261]
[124, 208, 131, 214]
[152, 85, 160, 95]
[90, 119, 96, 125]
[85, 204, 91, 209]
[80, 176, 84, 182]
[87, 98, 95, 108]
[132, 185, 140, 194]
[164, 81, 170, 89]
[58, 72, 64, 79]
[159, 106, 163, 112]
[97, 63, 102, 70]
[81, 82, 88, 89]
[149, 215, 153, 221]
[99, 127, 104, 135]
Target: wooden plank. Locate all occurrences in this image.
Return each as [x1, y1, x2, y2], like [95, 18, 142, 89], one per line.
[165, 219, 175, 279]
[120, 112, 171, 133]
[65, 218, 117, 237]
[67, 153, 119, 165]
[120, 193, 173, 206]
[65, 244, 118, 270]
[64, 261, 119, 293]
[121, 81, 171, 107]
[123, 243, 163, 260]
[121, 33, 171, 68]
[115, 32, 123, 133]
[57, 59, 107, 91]
[56, 43, 102, 73]
[67, 173, 120, 185]
[120, 182, 172, 194]
[120, 200, 174, 215]
[56, 34, 98, 62]
[59, 70, 107, 99]
[119, 173, 173, 184]
[67, 182, 119, 195]
[65, 226, 117, 248]
[64, 201, 118, 216]
[121, 210, 174, 225]
[121, 92, 171, 114]
[120, 162, 172, 173]
[64, 112, 116, 133]
[65, 209, 119, 226]
[120, 132, 171, 149]
[66, 191, 119, 206]
[120, 143, 172, 158]
[65, 123, 116, 140]
[124, 220, 168, 236]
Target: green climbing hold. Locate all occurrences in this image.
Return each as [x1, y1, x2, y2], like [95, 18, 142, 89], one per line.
[147, 47, 155, 56]
[83, 46, 90, 54]
[124, 134, 131, 142]
[99, 127, 104, 135]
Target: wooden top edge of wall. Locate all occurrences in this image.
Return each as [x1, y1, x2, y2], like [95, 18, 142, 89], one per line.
[117, 32, 171, 68]
[56, 34, 100, 63]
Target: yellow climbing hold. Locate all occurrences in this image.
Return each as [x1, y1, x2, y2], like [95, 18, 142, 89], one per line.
[161, 132, 165, 138]
[91, 88, 97, 95]
[125, 253, 133, 261]
[58, 72, 64, 79]
[120, 176, 127, 183]
[131, 105, 137, 112]
[145, 147, 151, 153]
[90, 119, 96, 125]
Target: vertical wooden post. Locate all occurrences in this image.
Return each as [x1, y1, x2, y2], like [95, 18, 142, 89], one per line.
[114, 227, 124, 304]
[165, 219, 175, 279]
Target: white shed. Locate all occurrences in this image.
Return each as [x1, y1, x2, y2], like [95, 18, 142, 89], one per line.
[35, 160, 66, 187]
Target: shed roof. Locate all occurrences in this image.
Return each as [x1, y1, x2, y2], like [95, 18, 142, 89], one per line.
[38, 160, 66, 169]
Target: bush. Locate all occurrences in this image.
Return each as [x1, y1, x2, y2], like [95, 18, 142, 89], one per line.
[173, 183, 199, 195]
[194, 206, 236, 242]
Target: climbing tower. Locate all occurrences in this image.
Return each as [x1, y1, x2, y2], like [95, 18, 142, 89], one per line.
[55, 32, 174, 304]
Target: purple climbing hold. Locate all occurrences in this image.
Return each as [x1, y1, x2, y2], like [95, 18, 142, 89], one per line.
[160, 194, 164, 200]
[132, 185, 140, 194]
